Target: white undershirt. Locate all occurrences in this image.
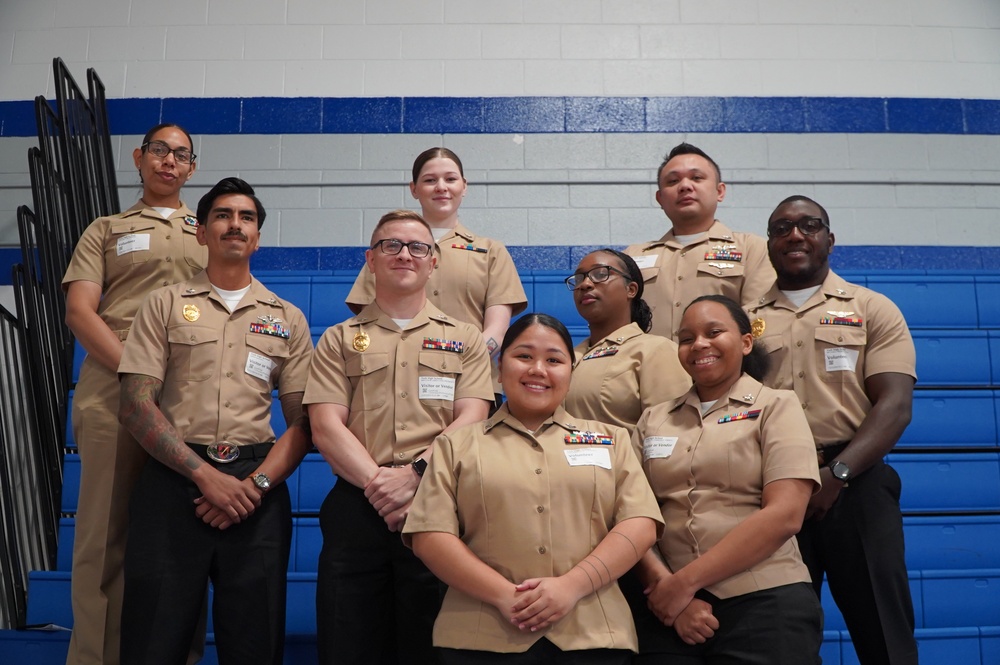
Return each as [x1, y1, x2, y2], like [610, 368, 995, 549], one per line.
[152, 206, 176, 219]
[392, 318, 413, 329]
[781, 285, 823, 309]
[213, 284, 251, 313]
[675, 232, 707, 246]
[431, 227, 449, 242]
[700, 399, 718, 416]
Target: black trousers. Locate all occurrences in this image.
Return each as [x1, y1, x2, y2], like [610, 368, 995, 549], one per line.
[797, 459, 918, 665]
[316, 479, 443, 665]
[120, 456, 291, 665]
[439, 638, 631, 665]
[630, 583, 822, 665]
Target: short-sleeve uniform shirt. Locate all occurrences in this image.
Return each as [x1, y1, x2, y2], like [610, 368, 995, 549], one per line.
[633, 374, 819, 599]
[62, 201, 207, 338]
[346, 222, 527, 330]
[118, 271, 313, 445]
[746, 271, 917, 446]
[304, 301, 494, 467]
[626, 220, 774, 339]
[403, 405, 663, 653]
[564, 323, 691, 436]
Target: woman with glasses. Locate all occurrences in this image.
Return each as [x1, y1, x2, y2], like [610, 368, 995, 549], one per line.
[630, 295, 822, 664]
[404, 314, 663, 664]
[564, 248, 690, 436]
[347, 147, 527, 404]
[62, 123, 207, 665]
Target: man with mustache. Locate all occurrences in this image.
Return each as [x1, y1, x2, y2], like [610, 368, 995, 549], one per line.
[116, 177, 314, 665]
[626, 143, 775, 339]
[747, 195, 918, 665]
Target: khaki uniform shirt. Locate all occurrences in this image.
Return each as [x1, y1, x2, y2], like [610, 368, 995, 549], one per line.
[746, 271, 917, 447]
[118, 271, 313, 445]
[625, 220, 774, 339]
[633, 374, 819, 599]
[564, 323, 691, 436]
[62, 201, 207, 339]
[403, 405, 663, 653]
[303, 301, 494, 468]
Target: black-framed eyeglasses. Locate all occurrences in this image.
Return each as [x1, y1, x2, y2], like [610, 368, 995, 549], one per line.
[565, 265, 631, 290]
[142, 140, 196, 164]
[372, 238, 433, 259]
[767, 216, 828, 238]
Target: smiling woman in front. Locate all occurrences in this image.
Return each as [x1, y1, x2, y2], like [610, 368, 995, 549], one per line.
[403, 313, 663, 664]
[630, 295, 822, 665]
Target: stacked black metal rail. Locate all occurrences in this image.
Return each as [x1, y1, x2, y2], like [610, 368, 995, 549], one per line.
[0, 58, 118, 629]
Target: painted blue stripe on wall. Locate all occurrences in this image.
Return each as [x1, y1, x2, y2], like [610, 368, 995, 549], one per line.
[0, 245, 982, 286]
[4, 97, 1000, 137]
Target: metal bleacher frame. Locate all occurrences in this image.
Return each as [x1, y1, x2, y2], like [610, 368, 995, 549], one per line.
[0, 58, 118, 630]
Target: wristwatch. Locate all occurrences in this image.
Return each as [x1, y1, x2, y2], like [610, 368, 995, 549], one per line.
[411, 458, 428, 477]
[829, 460, 851, 483]
[251, 472, 272, 494]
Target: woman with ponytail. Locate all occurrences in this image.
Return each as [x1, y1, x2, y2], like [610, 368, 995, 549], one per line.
[564, 248, 690, 435]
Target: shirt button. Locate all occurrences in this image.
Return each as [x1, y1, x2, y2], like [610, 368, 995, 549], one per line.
[224, 401, 230, 408]
[162, 281, 168, 286]
[838, 336, 844, 342]
[537, 546, 546, 554]
[796, 340, 803, 347]
[166, 234, 171, 239]
[360, 365, 366, 372]
[401, 334, 408, 340]
[165, 256, 172, 262]
[532, 442, 539, 448]
[190, 335, 196, 341]
[536, 506, 544, 513]
[435, 265, 440, 269]
[535, 468, 542, 474]
[268, 346, 273, 353]
[433, 290, 440, 295]
[677, 276, 683, 281]
[680, 251, 686, 257]
[228, 343, 234, 348]
[798, 371, 805, 378]
[400, 392, 407, 398]
[686, 446, 692, 452]
[398, 453, 405, 459]
[401, 361, 407, 367]
[226, 371, 233, 378]
[796, 313, 803, 319]
[400, 424, 407, 430]
[675, 302, 682, 307]
[802, 403, 808, 410]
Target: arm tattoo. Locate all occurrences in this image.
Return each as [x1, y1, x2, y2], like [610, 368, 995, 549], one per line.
[119, 374, 203, 477]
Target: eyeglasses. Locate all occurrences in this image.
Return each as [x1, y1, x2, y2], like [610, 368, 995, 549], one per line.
[767, 216, 828, 238]
[372, 238, 433, 259]
[565, 265, 631, 290]
[142, 140, 196, 164]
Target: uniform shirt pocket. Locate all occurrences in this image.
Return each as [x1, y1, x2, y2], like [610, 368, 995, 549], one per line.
[418, 350, 464, 408]
[815, 326, 866, 383]
[345, 352, 389, 411]
[759, 334, 790, 389]
[244, 332, 290, 391]
[181, 223, 203, 269]
[109, 219, 156, 267]
[167, 325, 220, 382]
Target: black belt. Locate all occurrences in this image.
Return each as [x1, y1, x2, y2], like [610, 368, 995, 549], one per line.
[816, 441, 849, 467]
[187, 441, 274, 464]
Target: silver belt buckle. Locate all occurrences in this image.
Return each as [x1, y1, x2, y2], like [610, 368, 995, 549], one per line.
[207, 442, 240, 463]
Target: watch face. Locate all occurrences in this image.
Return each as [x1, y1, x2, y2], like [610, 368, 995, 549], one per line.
[412, 458, 428, 477]
[831, 461, 850, 481]
[253, 473, 271, 490]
